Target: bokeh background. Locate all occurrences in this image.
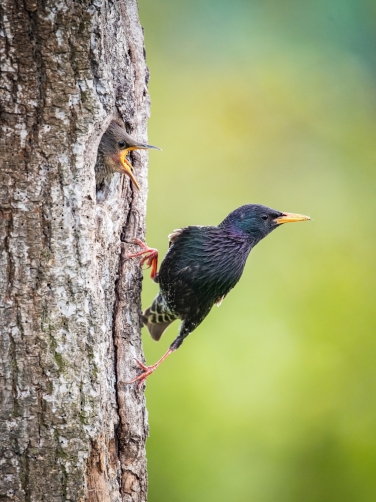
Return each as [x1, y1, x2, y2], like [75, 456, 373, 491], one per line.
[138, 1, 376, 500]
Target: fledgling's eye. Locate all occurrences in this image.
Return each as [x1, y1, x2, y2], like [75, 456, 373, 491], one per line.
[118, 141, 126, 148]
[261, 214, 268, 221]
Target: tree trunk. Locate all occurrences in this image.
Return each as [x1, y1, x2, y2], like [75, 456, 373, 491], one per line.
[0, 1, 150, 500]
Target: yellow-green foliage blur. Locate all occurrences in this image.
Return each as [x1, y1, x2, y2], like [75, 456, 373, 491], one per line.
[138, 1, 376, 500]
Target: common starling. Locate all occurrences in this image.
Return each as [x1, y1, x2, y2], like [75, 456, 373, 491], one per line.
[97, 120, 161, 190]
[128, 204, 310, 386]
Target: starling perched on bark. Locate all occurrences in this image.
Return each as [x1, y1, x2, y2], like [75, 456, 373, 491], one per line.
[128, 204, 310, 386]
[97, 120, 161, 190]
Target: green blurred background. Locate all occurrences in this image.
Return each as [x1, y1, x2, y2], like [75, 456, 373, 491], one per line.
[138, 1, 376, 500]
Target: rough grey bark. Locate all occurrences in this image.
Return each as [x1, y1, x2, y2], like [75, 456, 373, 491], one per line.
[0, 1, 151, 500]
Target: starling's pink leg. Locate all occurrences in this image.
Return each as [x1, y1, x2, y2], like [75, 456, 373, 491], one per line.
[128, 238, 158, 279]
[127, 349, 173, 388]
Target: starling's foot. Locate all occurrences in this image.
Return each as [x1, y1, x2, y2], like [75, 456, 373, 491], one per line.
[128, 239, 158, 279]
[127, 359, 159, 388]
[127, 349, 173, 388]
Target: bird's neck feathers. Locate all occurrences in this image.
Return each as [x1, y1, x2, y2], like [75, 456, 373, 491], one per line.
[218, 223, 262, 249]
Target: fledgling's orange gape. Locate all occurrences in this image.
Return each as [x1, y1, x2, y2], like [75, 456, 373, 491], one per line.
[127, 204, 310, 387]
[96, 119, 161, 190]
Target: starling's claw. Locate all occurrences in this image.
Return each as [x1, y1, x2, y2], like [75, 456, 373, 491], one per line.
[127, 349, 174, 388]
[127, 366, 157, 387]
[127, 358, 155, 388]
[138, 377, 147, 390]
[134, 358, 148, 371]
[128, 239, 158, 279]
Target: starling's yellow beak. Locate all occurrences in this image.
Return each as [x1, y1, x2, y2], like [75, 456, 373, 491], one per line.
[119, 150, 141, 191]
[274, 212, 311, 224]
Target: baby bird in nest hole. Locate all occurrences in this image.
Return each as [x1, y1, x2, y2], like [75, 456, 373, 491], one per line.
[96, 119, 160, 190]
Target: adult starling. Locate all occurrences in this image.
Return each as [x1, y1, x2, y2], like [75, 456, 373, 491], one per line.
[128, 204, 310, 386]
[97, 120, 161, 190]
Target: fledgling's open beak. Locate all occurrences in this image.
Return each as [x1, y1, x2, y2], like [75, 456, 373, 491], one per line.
[115, 144, 161, 191]
[274, 212, 311, 224]
[119, 150, 141, 191]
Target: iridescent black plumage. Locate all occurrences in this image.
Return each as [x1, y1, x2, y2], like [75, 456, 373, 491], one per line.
[147, 225, 251, 347]
[128, 204, 310, 385]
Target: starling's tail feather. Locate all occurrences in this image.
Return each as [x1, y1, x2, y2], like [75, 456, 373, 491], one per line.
[142, 312, 173, 341]
[142, 294, 177, 341]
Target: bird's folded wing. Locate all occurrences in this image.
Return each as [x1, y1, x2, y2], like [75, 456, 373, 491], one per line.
[168, 226, 204, 247]
[168, 228, 187, 247]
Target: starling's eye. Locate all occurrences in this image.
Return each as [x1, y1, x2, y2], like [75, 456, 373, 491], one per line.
[118, 141, 126, 148]
[261, 214, 268, 221]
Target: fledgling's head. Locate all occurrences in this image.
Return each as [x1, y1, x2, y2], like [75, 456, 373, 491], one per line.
[99, 120, 161, 190]
[219, 204, 310, 242]
[100, 120, 161, 154]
